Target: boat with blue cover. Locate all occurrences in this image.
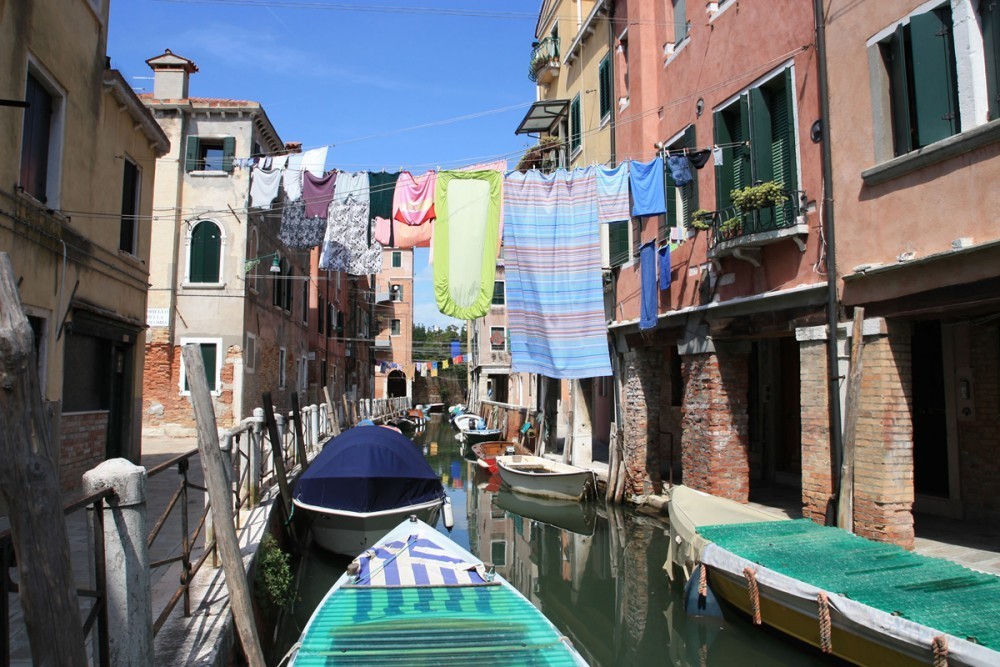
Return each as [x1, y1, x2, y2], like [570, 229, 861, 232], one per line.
[293, 426, 445, 556]
[289, 517, 588, 666]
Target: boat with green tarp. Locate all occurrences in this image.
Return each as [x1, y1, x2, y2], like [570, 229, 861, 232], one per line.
[289, 517, 587, 666]
[668, 484, 1000, 666]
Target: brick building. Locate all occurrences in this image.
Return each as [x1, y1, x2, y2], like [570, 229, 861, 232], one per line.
[373, 248, 413, 399]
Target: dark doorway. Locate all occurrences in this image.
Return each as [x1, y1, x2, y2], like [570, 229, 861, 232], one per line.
[912, 321, 949, 498]
[488, 373, 509, 404]
[748, 338, 801, 488]
[387, 370, 407, 398]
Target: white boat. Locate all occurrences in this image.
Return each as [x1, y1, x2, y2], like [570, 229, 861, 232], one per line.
[295, 496, 443, 555]
[452, 413, 485, 431]
[495, 454, 594, 501]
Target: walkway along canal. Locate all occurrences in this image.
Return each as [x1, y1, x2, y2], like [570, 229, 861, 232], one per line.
[273, 415, 842, 666]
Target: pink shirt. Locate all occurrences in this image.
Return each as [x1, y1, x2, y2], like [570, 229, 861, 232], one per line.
[392, 170, 436, 225]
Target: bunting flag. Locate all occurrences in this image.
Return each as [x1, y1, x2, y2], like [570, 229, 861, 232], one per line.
[454, 354, 463, 364]
[431, 367, 438, 377]
[450, 340, 461, 358]
[442, 360, 450, 369]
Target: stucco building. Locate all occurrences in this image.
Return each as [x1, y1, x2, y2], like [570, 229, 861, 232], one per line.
[373, 248, 414, 399]
[0, 0, 169, 493]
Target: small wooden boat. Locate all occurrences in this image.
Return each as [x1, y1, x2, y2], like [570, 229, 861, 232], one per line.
[495, 454, 594, 502]
[462, 428, 504, 447]
[494, 489, 596, 536]
[470, 441, 530, 473]
[406, 408, 426, 424]
[290, 517, 588, 666]
[668, 485, 1000, 667]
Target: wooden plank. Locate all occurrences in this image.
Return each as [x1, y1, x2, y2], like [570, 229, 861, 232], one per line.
[260, 392, 293, 522]
[289, 392, 309, 471]
[323, 385, 340, 436]
[0, 253, 87, 665]
[182, 345, 265, 667]
[838, 307, 865, 532]
[341, 394, 350, 428]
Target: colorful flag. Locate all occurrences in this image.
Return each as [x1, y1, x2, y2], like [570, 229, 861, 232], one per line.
[442, 360, 450, 369]
[454, 354, 464, 364]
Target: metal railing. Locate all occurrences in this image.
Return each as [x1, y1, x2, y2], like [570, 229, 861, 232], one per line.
[708, 190, 804, 250]
[528, 36, 560, 82]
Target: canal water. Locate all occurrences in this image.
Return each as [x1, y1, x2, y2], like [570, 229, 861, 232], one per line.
[276, 415, 840, 666]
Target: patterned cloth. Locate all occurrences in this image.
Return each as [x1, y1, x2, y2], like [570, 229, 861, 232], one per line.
[319, 197, 382, 275]
[278, 200, 325, 249]
[503, 167, 612, 378]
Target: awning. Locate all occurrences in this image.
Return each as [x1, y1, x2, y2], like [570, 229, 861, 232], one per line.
[514, 99, 570, 135]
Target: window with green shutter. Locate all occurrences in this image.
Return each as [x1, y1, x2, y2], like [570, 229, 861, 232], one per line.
[608, 220, 629, 267]
[713, 98, 750, 212]
[570, 95, 582, 154]
[881, 5, 960, 155]
[283, 261, 293, 312]
[598, 54, 612, 121]
[185, 136, 236, 172]
[183, 342, 218, 392]
[982, 0, 1000, 120]
[189, 220, 221, 283]
[391, 251, 402, 268]
[492, 280, 505, 306]
[663, 125, 699, 235]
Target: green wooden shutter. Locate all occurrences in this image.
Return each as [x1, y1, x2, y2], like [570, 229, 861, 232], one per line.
[609, 220, 628, 266]
[185, 343, 217, 391]
[189, 221, 221, 283]
[909, 7, 960, 147]
[682, 125, 698, 226]
[492, 280, 505, 305]
[984, 0, 1000, 120]
[222, 136, 236, 173]
[664, 155, 677, 229]
[599, 54, 611, 119]
[185, 136, 200, 172]
[570, 95, 581, 153]
[750, 83, 776, 229]
[889, 24, 913, 154]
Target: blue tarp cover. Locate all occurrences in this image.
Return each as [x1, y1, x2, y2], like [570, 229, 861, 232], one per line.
[295, 427, 442, 513]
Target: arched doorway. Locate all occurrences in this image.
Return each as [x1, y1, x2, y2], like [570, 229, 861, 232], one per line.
[387, 369, 407, 398]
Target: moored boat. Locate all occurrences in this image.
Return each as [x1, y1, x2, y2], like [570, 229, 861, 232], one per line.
[289, 517, 588, 666]
[494, 489, 596, 536]
[668, 485, 1000, 667]
[495, 454, 594, 501]
[470, 440, 531, 473]
[462, 427, 504, 447]
[293, 426, 446, 556]
[452, 413, 485, 431]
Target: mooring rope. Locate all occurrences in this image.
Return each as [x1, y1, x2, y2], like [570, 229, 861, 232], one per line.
[743, 566, 762, 625]
[817, 592, 833, 654]
[932, 635, 949, 667]
[698, 563, 708, 598]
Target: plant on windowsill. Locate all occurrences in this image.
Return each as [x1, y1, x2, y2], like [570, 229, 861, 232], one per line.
[730, 180, 788, 213]
[515, 135, 563, 172]
[690, 209, 715, 230]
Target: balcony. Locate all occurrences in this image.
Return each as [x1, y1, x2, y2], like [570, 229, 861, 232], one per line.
[528, 37, 560, 84]
[706, 191, 809, 265]
[374, 337, 391, 350]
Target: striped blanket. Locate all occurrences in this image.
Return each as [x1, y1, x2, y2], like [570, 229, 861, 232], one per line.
[503, 168, 613, 379]
[353, 536, 489, 587]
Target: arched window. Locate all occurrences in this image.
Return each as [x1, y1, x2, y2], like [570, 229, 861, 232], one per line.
[189, 220, 222, 283]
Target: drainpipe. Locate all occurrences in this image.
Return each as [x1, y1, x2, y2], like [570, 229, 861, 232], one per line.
[814, 0, 843, 524]
[607, 0, 617, 165]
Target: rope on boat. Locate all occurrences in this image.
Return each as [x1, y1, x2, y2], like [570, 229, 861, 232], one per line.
[743, 567, 762, 625]
[932, 635, 949, 667]
[817, 592, 833, 654]
[698, 563, 708, 598]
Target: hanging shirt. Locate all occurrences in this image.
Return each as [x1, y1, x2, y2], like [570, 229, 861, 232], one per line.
[640, 241, 658, 330]
[596, 163, 631, 223]
[667, 155, 694, 186]
[368, 172, 399, 222]
[249, 168, 281, 208]
[334, 171, 370, 205]
[303, 171, 337, 218]
[629, 157, 667, 217]
[393, 171, 437, 225]
[283, 153, 304, 201]
[373, 216, 393, 246]
[278, 200, 325, 249]
[300, 146, 328, 177]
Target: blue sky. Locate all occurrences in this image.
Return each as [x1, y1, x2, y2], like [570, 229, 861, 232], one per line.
[107, 0, 539, 328]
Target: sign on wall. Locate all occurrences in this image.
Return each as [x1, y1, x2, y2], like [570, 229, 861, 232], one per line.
[147, 308, 170, 327]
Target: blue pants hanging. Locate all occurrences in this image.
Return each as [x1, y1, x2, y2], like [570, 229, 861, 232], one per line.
[640, 241, 658, 330]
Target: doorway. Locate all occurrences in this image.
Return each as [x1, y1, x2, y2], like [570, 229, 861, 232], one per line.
[387, 370, 407, 398]
[748, 338, 802, 493]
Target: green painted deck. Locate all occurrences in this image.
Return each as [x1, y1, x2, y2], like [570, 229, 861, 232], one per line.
[699, 519, 1000, 651]
[294, 584, 581, 666]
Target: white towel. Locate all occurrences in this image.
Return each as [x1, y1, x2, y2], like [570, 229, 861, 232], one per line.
[301, 147, 328, 177]
[284, 154, 304, 201]
[250, 168, 281, 208]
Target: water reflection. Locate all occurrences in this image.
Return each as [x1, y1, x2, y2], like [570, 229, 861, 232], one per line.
[279, 416, 835, 666]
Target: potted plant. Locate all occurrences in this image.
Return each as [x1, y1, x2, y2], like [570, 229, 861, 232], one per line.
[730, 181, 788, 213]
[690, 209, 714, 230]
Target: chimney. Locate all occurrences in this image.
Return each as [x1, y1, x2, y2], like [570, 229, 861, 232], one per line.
[145, 49, 198, 100]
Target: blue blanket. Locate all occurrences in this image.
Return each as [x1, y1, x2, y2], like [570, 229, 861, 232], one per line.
[640, 241, 658, 330]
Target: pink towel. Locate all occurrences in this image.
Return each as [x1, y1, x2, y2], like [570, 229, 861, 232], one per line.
[392, 218, 432, 248]
[392, 170, 437, 225]
[373, 216, 392, 245]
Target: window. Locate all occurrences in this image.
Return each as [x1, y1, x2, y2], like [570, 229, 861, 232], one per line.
[318, 296, 325, 334]
[985, 1, 1000, 119]
[119, 158, 140, 254]
[569, 94, 582, 155]
[492, 280, 505, 306]
[391, 251, 402, 268]
[188, 220, 222, 283]
[390, 284, 403, 302]
[672, 0, 689, 45]
[391, 319, 401, 335]
[618, 32, 630, 102]
[491, 541, 507, 567]
[272, 258, 292, 311]
[180, 339, 220, 394]
[608, 220, 630, 267]
[301, 278, 309, 324]
[490, 326, 506, 351]
[245, 332, 256, 373]
[662, 126, 699, 238]
[879, 5, 960, 155]
[20, 70, 62, 204]
[185, 136, 235, 173]
[714, 68, 797, 227]
[598, 53, 612, 121]
[278, 347, 287, 389]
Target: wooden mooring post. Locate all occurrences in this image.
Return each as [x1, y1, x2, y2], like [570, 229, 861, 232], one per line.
[182, 345, 266, 667]
[290, 392, 309, 471]
[838, 308, 865, 532]
[323, 385, 341, 437]
[0, 252, 88, 664]
[261, 393, 296, 539]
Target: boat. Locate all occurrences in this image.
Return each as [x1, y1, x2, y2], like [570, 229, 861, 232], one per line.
[425, 402, 445, 414]
[668, 485, 1000, 667]
[494, 454, 594, 502]
[494, 489, 596, 536]
[289, 517, 588, 666]
[452, 413, 485, 431]
[462, 427, 504, 447]
[293, 426, 446, 556]
[406, 408, 426, 424]
[470, 440, 531, 473]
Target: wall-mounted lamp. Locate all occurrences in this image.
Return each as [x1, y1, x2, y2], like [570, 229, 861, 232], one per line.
[269, 256, 281, 273]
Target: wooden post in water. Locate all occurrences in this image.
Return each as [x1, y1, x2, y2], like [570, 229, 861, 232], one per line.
[0, 253, 87, 666]
[323, 385, 341, 436]
[261, 392, 294, 521]
[182, 345, 266, 667]
[838, 308, 865, 532]
[290, 392, 309, 471]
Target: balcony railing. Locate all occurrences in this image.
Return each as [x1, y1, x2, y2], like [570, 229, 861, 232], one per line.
[707, 190, 809, 260]
[528, 37, 560, 83]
